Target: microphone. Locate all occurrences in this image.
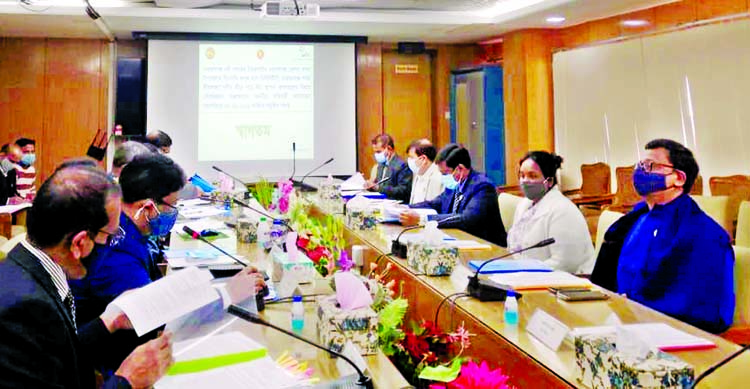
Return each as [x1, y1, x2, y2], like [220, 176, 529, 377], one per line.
[390, 215, 461, 258]
[691, 343, 750, 388]
[181, 226, 269, 311]
[289, 142, 296, 181]
[466, 238, 556, 301]
[293, 157, 335, 193]
[228, 304, 374, 389]
[212, 166, 248, 190]
[231, 197, 293, 232]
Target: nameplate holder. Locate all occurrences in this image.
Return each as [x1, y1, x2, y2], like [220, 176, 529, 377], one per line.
[526, 308, 570, 351]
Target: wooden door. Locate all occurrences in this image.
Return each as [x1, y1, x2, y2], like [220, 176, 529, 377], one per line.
[382, 51, 432, 152]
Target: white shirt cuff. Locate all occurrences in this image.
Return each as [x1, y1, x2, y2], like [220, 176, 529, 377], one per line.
[213, 284, 232, 309]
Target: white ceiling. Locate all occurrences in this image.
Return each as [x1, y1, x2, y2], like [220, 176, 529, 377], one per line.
[0, 0, 677, 43]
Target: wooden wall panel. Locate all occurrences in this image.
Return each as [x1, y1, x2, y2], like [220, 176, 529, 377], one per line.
[356, 43, 383, 174]
[0, 38, 110, 183]
[0, 38, 45, 153]
[382, 51, 432, 151]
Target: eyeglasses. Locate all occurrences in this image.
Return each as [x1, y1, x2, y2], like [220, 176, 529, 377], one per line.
[636, 160, 675, 173]
[157, 200, 179, 214]
[99, 226, 126, 247]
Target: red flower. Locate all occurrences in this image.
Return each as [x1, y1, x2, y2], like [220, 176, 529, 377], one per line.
[404, 331, 430, 360]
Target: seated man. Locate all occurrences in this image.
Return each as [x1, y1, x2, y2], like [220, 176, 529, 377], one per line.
[0, 144, 21, 205]
[71, 153, 264, 374]
[0, 163, 172, 388]
[591, 139, 734, 334]
[406, 139, 444, 204]
[145, 130, 173, 155]
[400, 144, 507, 247]
[366, 134, 412, 203]
[14, 137, 37, 201]
[112, 141, 152, 179]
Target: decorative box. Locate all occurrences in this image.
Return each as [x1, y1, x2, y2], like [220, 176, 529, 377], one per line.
[574, 334, 694, 389]
[345, 208, 379, 231]
[406, 241, 459, 276]
[271, 250, 316, 283]
[316, 295, 379, 355]
[235, 217, 257, 243]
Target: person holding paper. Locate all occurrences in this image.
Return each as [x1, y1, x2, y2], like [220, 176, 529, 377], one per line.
[365, 134, 413, 203]
[506, 151, 594, 273]
[0, 163, 173, 389]
[591, 139, 734, 334]
[406, 138, 444, 204]
[70, 153, 266, 375]
[400, 144, 507, 247]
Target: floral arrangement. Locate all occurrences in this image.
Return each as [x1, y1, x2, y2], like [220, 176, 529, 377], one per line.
[289, 202, 346, 277]
[251, 178, 275, 209]
[428, 361, 514, 389]
[268, 179, 294, 214]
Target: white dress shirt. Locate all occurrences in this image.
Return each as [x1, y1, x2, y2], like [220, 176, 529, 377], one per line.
[409, 162, 444, 204]
[506, 187, 595, 273]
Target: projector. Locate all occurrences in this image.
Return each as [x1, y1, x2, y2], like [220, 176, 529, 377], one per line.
[261, 1, 320, 18]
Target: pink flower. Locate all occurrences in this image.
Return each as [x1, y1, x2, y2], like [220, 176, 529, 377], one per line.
[435, 361, 513, 389]
[278, 197, 290, 213]
[448, 323, 473, 351]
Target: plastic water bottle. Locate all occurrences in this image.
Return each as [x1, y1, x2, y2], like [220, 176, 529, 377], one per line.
[270, 219, 285, 248]
[291, 294, 305, 332]
[504, 291, 519, 326]
[257, 217, 271, 249]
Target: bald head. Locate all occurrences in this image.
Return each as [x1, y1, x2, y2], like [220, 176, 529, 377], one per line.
[6, 144, 22, 164]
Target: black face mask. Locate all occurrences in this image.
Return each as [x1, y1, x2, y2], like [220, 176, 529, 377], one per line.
[81, 243, 106, 269]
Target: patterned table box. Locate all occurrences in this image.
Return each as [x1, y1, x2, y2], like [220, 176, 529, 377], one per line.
[574, 334, 694, 389]
[235, 217, 258, 244]
[316, 295, 379, 355]
[345, 208, 378, 231]
[406, 241, 459, 276]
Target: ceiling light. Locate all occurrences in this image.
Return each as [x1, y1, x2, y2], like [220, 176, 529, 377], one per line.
[476, 0, 548, 18]
[546, 16, 566, 24]
[622, 19, 649, 27]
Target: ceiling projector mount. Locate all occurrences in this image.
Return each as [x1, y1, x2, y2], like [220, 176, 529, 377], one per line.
[260, 1, 320, 18]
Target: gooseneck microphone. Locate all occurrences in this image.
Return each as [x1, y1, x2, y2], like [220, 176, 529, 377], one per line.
[466, 238, 555, 301]
[289, 142, 296, 181]
[390, 215, 461, 258]
[228, 305, 374, 389]
[212, 166, 248, 190]
[230, 197, 293, 232]
[294, 157, 335, 192]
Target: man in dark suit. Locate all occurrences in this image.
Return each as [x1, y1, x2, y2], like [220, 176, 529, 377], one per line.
[0, 144, 21, 205]
[366, 134, 413, 203]
[0, 163, 173, 388]
[400, 144, 507, 247]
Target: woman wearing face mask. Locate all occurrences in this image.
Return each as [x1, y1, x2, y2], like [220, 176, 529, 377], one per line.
[506, 151, 594, 274]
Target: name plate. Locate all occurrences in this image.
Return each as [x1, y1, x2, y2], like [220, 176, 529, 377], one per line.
[526, 308, 571, 351]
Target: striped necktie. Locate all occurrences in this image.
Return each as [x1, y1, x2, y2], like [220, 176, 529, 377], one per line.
[452, 191, 463, 214]
[64, 290, 77, 331]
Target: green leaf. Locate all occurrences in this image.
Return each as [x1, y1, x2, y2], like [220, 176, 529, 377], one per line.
[379, 298, 408, 329]
[417, 358, 463, 382]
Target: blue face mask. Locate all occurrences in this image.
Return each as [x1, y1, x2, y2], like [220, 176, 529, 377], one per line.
[20, 153, 35, 167]
[442, 174, 459, 190]
[374, 151, 387, 164]
[148, 207, 179, 237]
[632, 165, 670, 196]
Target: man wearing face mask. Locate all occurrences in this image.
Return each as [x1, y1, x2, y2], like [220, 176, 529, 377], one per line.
[366, 134, 413, 203]
[400, 144, 507, 247]
[591, 139, 734, 334]
[0, 163, 174, 388]
[406, 139, 444, 204]
[70, 153, 265, 376]
[14, 137, 37, 201]
[506, 151, 594, 273]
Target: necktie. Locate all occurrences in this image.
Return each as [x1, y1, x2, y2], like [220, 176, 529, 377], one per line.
[452, 192, 463, 214]
[64, 290, 77, 331]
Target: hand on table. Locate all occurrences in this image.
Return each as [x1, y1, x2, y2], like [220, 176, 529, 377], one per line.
[116, 331, 174, 389]
[399, 210, 421, 226]
[226, 266, 267, 304]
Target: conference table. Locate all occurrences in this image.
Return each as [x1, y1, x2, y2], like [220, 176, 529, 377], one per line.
[169, 195, 750, 388]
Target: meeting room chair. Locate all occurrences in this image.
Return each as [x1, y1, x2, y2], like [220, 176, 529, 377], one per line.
[737, 201, 750, 248]
[690, 175, 703, 195]
[604, 166, 641, 214]
[593, 210, 624, 260]
[498, 192, 524, 232]
[691, 195, 733, 237]
[564, 162, 611, 197]
[0, 232, 26, 256]
[710, 175, 750, 239]
[723, 246, 750, 345]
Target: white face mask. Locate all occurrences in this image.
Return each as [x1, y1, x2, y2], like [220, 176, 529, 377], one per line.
[407, 157, 420, 173]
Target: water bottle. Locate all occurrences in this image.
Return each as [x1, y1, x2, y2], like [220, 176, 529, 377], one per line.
[504, 291, 519, 326]
[270, 219, 285, 248]
[257, 217, 271, 249]
[291, 294, 305, 332]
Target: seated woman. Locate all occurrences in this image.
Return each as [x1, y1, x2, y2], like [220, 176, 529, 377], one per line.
[507, 151, 594, 273]
[71, 153, 264, 376]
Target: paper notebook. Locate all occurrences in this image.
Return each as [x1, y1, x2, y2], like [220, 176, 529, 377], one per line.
[488, 271, 592, 290]
[468, 259, 553, 274]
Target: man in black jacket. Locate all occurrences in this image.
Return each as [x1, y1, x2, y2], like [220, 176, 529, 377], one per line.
[366, 134, 413, 203]
[0, 163, 173, 388]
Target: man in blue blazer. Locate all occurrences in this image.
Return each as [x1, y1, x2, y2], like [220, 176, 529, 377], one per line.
[400, 144, 507, 247]
[0, 163, 173, 388]
[366, 134, 413, 203]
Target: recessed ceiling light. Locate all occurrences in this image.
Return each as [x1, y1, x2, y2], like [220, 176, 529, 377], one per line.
[546, 16, 566, 24]
[622, 19, 649, 27]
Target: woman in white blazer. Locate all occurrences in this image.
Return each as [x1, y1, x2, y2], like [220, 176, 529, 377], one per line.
[507, 151, 595, 274]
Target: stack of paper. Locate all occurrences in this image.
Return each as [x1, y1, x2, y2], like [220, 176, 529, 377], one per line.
[179, 207, 228, 219]
[156, 332, 299, 389]
[569, 323, 716, 351]
[469, 259, 553, 273]
[446, 240, 492, 250]
[379, 206, 435, 223]
[339, 173, 366, 192]
[488, 271, 592, 290]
